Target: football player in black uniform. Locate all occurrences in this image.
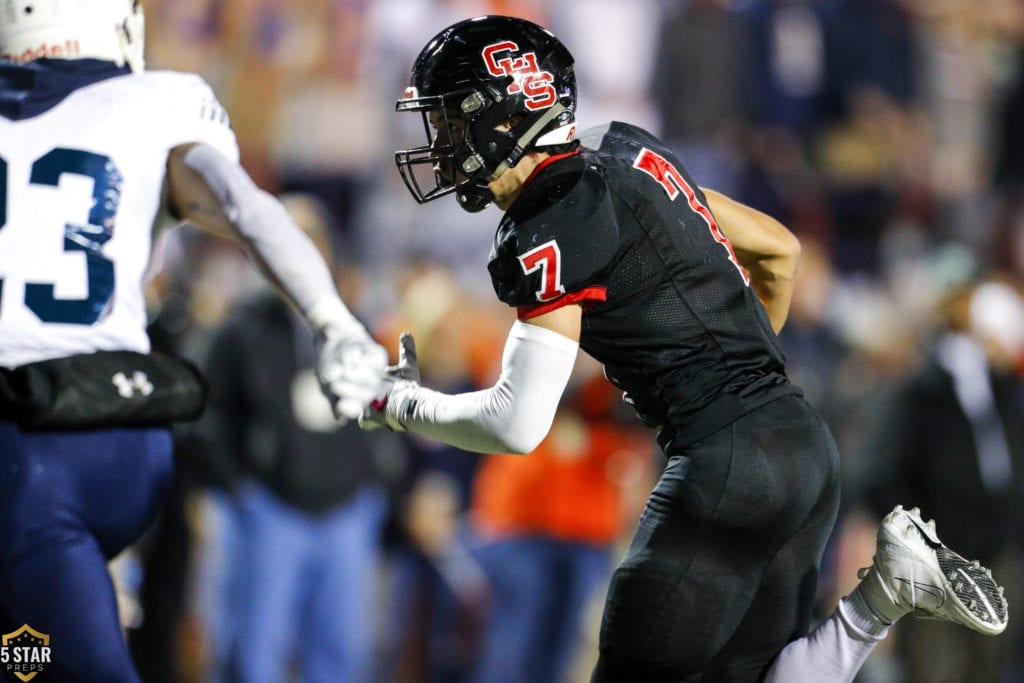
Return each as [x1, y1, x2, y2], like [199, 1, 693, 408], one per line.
[363, 15, 1009, 681]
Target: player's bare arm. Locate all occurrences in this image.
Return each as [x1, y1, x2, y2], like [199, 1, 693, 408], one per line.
[702, 188, 801, 332]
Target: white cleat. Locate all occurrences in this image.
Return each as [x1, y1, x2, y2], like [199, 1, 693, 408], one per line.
[857, 505, 1008, 635]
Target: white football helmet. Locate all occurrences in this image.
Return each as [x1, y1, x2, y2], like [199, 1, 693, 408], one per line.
[0, 0, 145, 72]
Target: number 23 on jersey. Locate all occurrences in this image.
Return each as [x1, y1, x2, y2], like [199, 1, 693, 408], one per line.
[0, 148, 121, 325]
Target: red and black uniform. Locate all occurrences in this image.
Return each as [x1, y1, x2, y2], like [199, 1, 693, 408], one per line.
[489, 122, 841, 681]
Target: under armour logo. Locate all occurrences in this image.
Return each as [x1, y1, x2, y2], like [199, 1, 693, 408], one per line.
[112, 371, 154, 398]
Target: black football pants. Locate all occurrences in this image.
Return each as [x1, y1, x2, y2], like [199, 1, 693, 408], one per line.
[592, 395, 841, 682]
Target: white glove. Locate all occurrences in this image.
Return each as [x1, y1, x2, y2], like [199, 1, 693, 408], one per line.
[308, 298, 389, 421]
[359, 331, 420, 431]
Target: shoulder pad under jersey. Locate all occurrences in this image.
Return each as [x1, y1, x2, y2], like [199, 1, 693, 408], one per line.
[579, 121, 669, 159]
[488, 157, 619, 309]
[140, 70, 239, 162]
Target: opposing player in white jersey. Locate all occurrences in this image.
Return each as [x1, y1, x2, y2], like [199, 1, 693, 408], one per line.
[0, 1, 387, 679]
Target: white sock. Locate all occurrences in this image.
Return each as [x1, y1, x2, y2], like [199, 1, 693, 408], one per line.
[845, 585, 895, 635]
[764, 597, 889, 683]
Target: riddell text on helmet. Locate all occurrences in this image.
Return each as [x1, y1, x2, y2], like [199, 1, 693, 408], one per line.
[4, 39, 82, 63]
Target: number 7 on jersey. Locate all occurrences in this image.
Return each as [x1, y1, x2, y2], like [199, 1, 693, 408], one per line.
[518, 239, 566, 302]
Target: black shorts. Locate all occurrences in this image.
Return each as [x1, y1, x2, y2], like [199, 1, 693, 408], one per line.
[593, 395, 841, 682]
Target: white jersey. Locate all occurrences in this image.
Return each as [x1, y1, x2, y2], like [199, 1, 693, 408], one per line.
[0, 69, 238, 368]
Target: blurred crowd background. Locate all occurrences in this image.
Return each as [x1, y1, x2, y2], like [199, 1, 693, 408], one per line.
[119, 0, 1024, 681]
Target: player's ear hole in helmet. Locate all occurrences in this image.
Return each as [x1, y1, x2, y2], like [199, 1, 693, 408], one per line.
[395, 15, 578, 213]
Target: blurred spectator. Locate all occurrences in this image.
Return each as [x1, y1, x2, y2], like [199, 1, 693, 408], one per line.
[776, 238, 846, 411]
[817, 0, 922, 275]
[372, 261, 504, 683]
[704, 1, 838, 251]
[994, 45, 1024, 195]
[465, 371, 656, 683]
[742, 0, 831, 139]
[827, 0, 917, 107]
[378, 457, 487, 683]
[992, 42, 1024, 276]
[546, 0, 658, 131]
[909, 0, 1019, 254]
[181, 194, 399, 682]
[652, 0, 750, 197]
[860, 276, 1024, 682]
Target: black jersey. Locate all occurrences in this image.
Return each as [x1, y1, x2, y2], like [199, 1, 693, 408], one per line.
[488, 122, 800, 449]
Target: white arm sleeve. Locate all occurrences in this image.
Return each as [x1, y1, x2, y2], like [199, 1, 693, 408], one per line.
[181, 143, 348, 326]
[389, 320, 579, 454]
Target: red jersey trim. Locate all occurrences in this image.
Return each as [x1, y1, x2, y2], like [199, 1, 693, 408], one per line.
[521, 148, 582, 190]
[517, 286, 607, 319]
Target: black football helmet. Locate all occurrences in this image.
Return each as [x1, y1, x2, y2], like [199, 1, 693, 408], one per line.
[395, 15, 577, 212]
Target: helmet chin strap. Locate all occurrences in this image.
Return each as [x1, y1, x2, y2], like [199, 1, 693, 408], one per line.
[487, 103, 567, 182]
[455, 103, 569, 213]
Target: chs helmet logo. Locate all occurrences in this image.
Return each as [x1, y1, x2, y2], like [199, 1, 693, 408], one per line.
[394, 16, 576, 211]
[1, 625, 51, 682]
[481, 41, 557, 111]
